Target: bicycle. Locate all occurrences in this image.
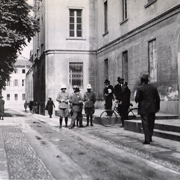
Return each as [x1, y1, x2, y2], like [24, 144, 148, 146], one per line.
[100, 101, 138, 127]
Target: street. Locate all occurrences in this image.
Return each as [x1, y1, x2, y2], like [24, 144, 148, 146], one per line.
[0, 107, 180, 180]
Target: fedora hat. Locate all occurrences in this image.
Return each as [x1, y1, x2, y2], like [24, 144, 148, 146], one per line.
[141, 73, 149, 81]
[104, 79, 110, 84]
[74, 87, 80, 93]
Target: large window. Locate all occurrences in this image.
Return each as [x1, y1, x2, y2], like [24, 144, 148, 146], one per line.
[69, 62, 83, 87]
[14, 94, 18, 101]
[7, 94, 10, 101]
[22, 94, 25, 100]
[122, 0, 127, 20]
[104, 59, 108, 80]
[122, 51, 128, 82]
[148, 39, 157, 82]
[6, 80, 10, 86]
[22, 79, 25, 86]
[14, 79, 18, 86]
[69, 9, 82, 37]
[104, 0, 108, 33]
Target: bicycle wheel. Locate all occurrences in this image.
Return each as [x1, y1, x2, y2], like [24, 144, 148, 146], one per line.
[128, 108, 138, 120]
[100, 110, 117, 127]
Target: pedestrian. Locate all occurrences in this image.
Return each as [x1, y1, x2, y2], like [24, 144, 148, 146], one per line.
[135, 73, 160, 144]
[104, 79, 114, 116]
[121, 82, 131, 127]
[84, 84, 96, 126]
[69, 87, 83, 129]
[0, 95, 5, 120]
[24, 100, 28, 112]
[56, 85, 69, 128]
[46, 97, 55, 118]
[29, 100, 33, 111]
[114, 77, 124, 116]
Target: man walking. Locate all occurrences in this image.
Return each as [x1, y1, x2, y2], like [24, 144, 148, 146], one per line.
[135, 74, 160, 144]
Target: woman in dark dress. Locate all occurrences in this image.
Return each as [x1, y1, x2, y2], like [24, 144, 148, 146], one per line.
[46, 97, 55, 118]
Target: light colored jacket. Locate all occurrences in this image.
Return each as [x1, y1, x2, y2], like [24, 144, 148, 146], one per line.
[56, 92, 69, 109]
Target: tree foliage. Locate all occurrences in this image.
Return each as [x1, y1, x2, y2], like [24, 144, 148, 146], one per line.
[0, 0, 39, 89]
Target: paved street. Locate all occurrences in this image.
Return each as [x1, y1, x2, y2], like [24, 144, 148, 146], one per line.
[0, 107, 180, 180]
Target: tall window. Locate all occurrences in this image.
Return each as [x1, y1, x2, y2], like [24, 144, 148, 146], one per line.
[6, 80, 10, 86]
[7, 94, 10, 101]
[14, 79, 18, 86]
[22, 79, 25, 86]
[122, 0, 127, 20]
[148, 39, 157, 82]
[14, 69, 18, 73]
[104, 59, 108, 80]
[69, 9, 82, 37]
[22, 94, 25, 100]
[69, 62, 83, 87]
[122, 51, 128, 82]
[14, 94, 18, 100]
[104, 0, 108, 33]
[22, 69, 25, 74]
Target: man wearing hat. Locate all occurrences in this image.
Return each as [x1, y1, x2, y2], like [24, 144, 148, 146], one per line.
[0, 95, 5, 120]
[114, 77, 124, 114]
[69, 87, 83, 129]
[135, 73, 160, 144]
[84, 84, 96, 126]
[56, 85, 69, 128]
[103, 79, 114, 115]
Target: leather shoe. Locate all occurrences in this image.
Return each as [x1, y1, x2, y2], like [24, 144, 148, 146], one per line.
[143, 141, 150, 144]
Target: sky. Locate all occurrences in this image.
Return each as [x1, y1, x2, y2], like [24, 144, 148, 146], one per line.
[20, 0, 34, 59]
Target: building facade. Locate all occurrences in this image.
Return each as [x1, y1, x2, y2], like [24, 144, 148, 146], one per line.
[2, 56, 32, 106]
[32, 0, 97, 114]
[32, 0, 180, 115]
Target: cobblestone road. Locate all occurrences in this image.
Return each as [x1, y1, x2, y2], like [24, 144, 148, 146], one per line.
[1, 126, 54, 180]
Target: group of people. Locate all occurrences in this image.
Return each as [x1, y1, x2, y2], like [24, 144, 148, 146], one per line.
[104, 77, 131, 127]
[104, 74, 160, 145]
[46, 84, 96, 129]
[46, 73, 160, 145]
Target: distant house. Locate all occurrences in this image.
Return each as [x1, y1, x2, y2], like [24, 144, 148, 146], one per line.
[2, 56, 32, 106]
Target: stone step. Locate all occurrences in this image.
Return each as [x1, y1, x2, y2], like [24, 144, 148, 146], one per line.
[124, 120, 180, 142]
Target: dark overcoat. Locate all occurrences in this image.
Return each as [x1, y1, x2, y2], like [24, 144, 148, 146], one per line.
[135, 83, 160, 115]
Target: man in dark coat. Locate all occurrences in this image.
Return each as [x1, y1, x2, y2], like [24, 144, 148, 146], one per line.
[114, 77, 124, 117]
[121, 82, 131, 127]
[135, 74, 160, 144]
[103, 79, 114, 115]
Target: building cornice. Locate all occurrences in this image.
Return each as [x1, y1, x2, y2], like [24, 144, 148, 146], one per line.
[43, 49, 97, 55]
[97, 4, 180, 54]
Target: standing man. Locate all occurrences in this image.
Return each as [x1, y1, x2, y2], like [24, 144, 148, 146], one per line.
[56, 85, 69, 128]
[84, 84, 96, 126]
[0, 95, 5, 120]
[135, 74, 160, 144]
[46, 97, 55, 118]
[104, 79, 114, 115]
[69, 87, 83, 129]
[121, 82, 131, 127]
[114, 77, 124, 116]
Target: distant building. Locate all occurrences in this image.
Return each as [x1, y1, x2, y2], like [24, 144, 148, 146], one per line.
[2, 56, 32, 106]
[32, 0, 180, 114]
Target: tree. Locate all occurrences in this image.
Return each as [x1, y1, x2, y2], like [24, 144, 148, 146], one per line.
[0, 0, 39, 89]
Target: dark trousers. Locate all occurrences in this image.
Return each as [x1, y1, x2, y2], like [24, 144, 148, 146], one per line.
[70, 111, 82, 127]
[141, 113, 155, 142]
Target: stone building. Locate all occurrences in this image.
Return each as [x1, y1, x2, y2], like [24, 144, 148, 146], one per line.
[32, 0, 180, 115]
[2, 56, 32, 106]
